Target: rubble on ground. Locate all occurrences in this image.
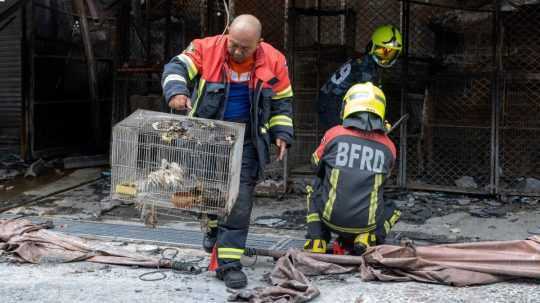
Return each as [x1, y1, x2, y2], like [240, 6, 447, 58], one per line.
[386, 190, 538, 224]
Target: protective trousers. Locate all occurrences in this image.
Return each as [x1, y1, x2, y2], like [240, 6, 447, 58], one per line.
[307, 194, 401, 246]
[207, 141, 259, 267]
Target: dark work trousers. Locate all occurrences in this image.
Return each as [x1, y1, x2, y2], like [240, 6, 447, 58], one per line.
[309, 198, 401, 246]
[208, 140, 259, 268]
[317, 92, 342, 133]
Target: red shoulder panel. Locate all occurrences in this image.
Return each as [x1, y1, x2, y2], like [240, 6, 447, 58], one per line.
[316, 126, 397, 160]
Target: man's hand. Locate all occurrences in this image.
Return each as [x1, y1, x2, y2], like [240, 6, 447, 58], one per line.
[276, 138, 287, 161]
[168, 95, 192, 111]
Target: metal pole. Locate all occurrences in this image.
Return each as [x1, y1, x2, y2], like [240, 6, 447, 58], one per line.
[490, 0, 502, 195]
[398, 0, 410, 188]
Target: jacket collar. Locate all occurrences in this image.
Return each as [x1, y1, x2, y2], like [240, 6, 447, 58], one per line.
[253, 43, 277, 84]
[221, 35, 277, 85]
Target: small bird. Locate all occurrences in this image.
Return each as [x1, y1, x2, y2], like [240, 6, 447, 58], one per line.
[147, 159, 185, 188]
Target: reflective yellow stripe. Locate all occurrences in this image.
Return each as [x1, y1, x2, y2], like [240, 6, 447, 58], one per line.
[177, 53, 198, 80]
[322, 218, 376, 234]
[188, 78, 205, 117]
[260, 127, 267, 134]
[272, 85, 293, 99]
[322, 169, 340, 220]
[384, 221, 391, 235]
[217, 248, 244, 260]
[354, 233, 370, 246]
[306, 213, 320, 223]
[389, 210, 401, 226]
[218, 248, 244, 254]
[268, 114, 293, 128]
[311, 153, 319, 166]
[207, 220, 218, 228]
[219, 254, 242, 260]
[368, 174, 383, 225]
[306, 185, 313, 211]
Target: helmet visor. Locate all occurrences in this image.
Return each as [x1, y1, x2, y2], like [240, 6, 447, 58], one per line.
[372, 46, 400, 67]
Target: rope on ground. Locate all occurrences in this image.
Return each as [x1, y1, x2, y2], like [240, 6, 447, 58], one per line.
[139, 247, 204, 281]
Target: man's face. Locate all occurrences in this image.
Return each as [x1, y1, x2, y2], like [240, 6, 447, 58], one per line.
[227, 30, 259, 63]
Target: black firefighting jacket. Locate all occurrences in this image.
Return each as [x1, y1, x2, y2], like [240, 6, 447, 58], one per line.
[306, 123, 396, 235]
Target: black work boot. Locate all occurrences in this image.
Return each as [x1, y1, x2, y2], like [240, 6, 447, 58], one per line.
[352, 233, 373, 256]
[202, 231, 217, 253]
[216, 264, 248, 289]
[352, 242, 368, 256]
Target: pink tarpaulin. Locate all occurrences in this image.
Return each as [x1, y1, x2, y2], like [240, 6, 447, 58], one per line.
[230, 237, 540, 302]
[0, 218, 167, 268]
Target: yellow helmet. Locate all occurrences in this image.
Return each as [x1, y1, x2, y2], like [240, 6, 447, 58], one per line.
[369, 24, 402, 68]
[342, 82, 386, 121]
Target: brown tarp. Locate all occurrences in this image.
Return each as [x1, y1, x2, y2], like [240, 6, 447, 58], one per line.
[0, 218, 168, 268]
[230, 236, 540, 302]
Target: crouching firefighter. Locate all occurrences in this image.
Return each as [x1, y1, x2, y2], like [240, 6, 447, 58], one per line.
[304, 82, 401, 255]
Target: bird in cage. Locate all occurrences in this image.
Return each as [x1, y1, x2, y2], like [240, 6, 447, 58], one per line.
[147, 159, 186, 188]
[152, 120, 192, 144]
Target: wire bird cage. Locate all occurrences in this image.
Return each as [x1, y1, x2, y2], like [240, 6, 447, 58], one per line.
[110, 110, 245, 217]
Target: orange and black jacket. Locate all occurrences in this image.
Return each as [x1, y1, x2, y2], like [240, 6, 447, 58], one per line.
[161, 35, 294, 173]
[306, 125, 396, 236]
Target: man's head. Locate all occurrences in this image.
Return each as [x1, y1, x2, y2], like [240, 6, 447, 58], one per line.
[227, 14, 262, 63]
[368, 24, 402, 68]
[341, 82, 387, 132]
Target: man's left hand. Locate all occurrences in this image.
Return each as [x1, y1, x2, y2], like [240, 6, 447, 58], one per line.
[276, 138, 287, 161]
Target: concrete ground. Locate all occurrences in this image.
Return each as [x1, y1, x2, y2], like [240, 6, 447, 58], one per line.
[1, 245, 539, 303]
[1, 169, 540, 302]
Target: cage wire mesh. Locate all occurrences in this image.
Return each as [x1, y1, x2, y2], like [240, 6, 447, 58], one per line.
[353, 0, 402, 185]
[288, 0, 355, 173]
[113, 0, 205, 122]
[401, 2, 494, 192]
[233, 0, 286, 51]
[353, 0, 401, 53]
[499, 4, 540, 194]
[110, 110, 245, 217]
[111, 1, 540, 195]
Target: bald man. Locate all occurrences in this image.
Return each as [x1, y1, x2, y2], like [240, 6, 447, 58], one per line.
[162, 14, 294, 288]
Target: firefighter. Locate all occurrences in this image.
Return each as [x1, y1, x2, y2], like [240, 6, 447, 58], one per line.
[318, 24, 402, 133]
[161, 14, 293, 288]
[304, 82, 401, 255]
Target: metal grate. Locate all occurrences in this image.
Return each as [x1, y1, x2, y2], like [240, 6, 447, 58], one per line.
[0, 215, 305, 251]
[110, 109, 245, 216]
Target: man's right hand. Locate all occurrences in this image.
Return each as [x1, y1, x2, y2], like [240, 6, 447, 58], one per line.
[168, 94, 192, 111]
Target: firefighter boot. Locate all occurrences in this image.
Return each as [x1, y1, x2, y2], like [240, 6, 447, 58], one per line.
[202, 219, 218, 253]
[352, 233, 375, 256]
[304, 238, 328, 253]
[216, 263, 247, 289]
